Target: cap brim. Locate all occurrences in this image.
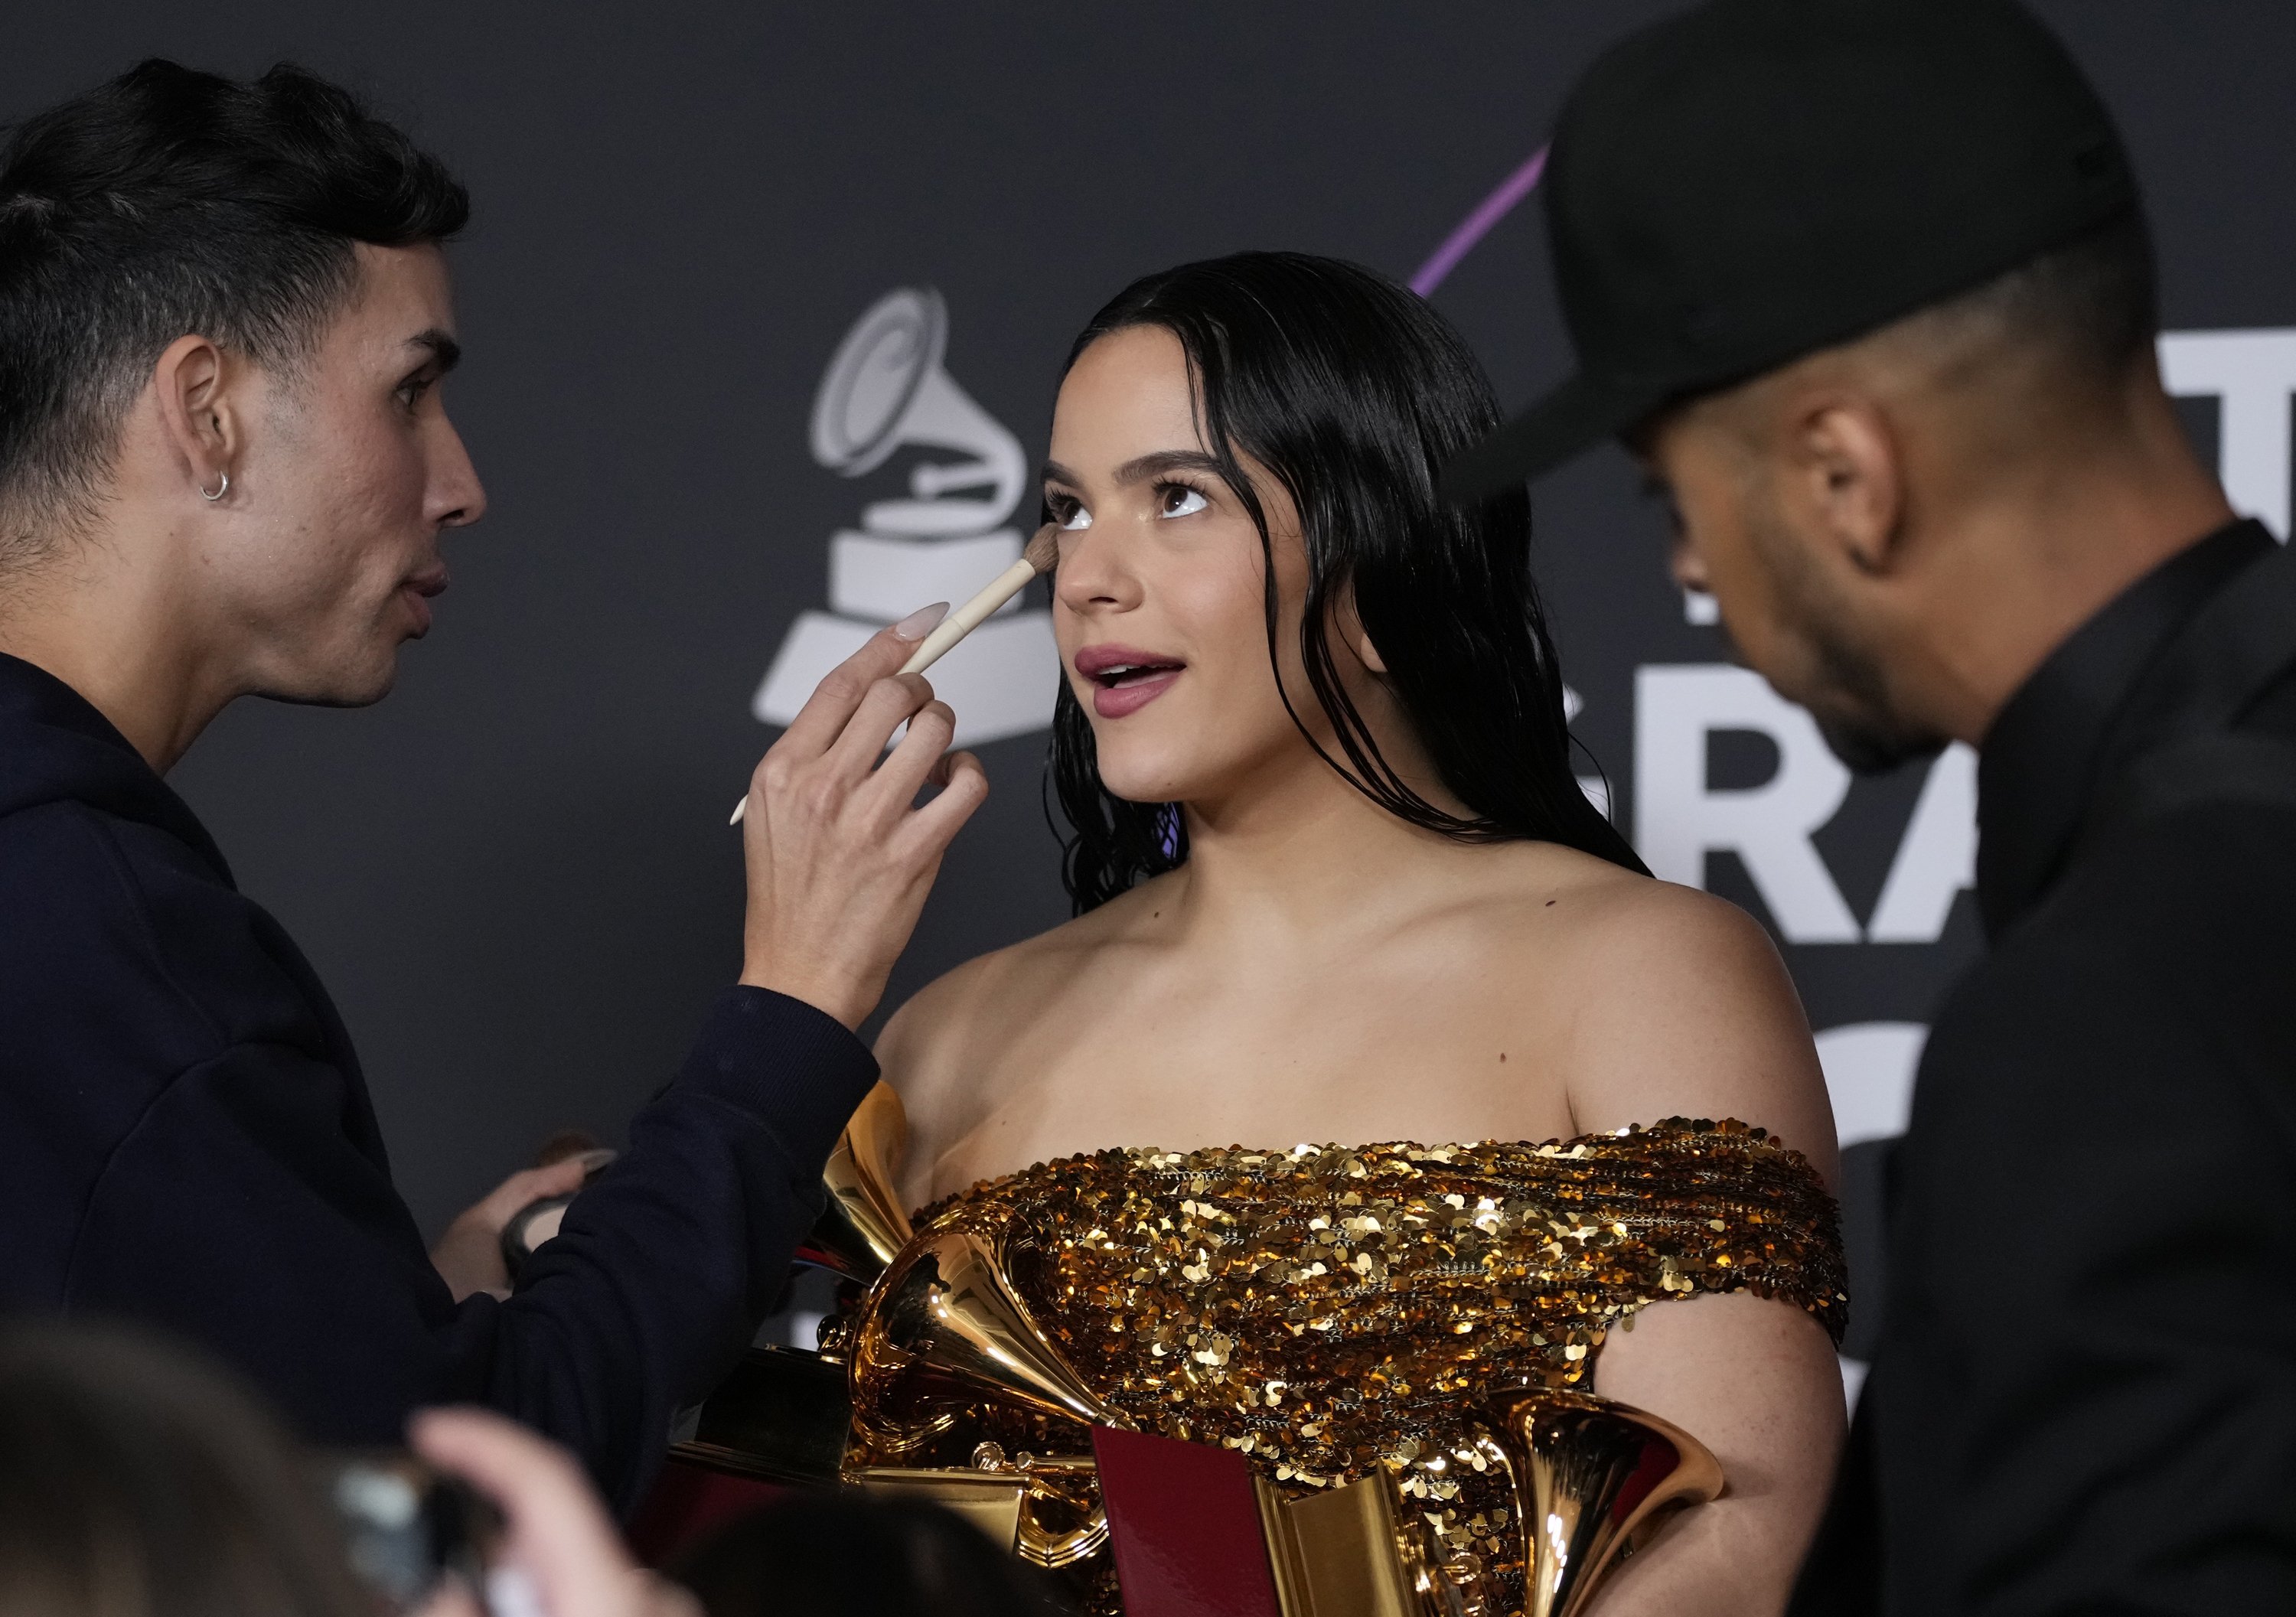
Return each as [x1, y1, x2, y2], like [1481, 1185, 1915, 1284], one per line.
[1441, 370, 1671, 503]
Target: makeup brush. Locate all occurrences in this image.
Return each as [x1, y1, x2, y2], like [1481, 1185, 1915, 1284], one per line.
[731, 523, 1060, 826]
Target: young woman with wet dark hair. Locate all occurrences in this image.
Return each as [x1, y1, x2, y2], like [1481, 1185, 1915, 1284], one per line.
[853, 253, 1848, 1615]
[1049, 253, 1641, 908]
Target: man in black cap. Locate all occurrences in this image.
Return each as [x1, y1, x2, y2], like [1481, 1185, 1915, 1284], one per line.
[1450, 0, 2296, 1610]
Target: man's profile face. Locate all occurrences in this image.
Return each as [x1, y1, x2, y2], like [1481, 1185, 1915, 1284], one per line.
[1642, 409, 1943, 774]
[220, 243, 484, 707]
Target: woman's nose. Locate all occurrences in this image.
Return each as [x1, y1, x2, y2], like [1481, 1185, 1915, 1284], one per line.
[1053, 526, 1140, 613]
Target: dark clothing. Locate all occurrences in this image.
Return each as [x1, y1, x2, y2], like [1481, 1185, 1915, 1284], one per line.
[0, 654, 876, 1513]
[1794, 520, 2296, 1615]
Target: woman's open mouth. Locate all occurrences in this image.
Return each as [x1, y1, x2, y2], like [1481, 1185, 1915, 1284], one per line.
[1075, 644, 1187, 720]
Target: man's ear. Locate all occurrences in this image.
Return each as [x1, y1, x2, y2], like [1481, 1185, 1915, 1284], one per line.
[1783, 394, 1904, 575]
[150, 334, 241, 500]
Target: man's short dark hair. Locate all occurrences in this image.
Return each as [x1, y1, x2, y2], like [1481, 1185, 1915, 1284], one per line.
[1660, 208, 2163, 461]
[0, 60, 468, 557]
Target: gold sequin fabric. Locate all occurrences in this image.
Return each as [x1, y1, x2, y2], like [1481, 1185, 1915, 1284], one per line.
[842, 1119, 1844, 1616]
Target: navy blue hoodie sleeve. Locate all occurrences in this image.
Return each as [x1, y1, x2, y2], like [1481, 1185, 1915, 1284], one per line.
[468, 987, 875, 1511]
[0, 797, 873, 1515]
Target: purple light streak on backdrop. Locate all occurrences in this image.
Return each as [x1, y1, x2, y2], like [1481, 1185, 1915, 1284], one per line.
[1408, 145, 1550, 297]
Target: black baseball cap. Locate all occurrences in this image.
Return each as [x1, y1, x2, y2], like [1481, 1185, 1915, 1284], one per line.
[1444, 0, 2140, 500]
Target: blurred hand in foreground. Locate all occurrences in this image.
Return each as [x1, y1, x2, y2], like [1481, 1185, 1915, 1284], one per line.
[410, 1406, 699, 1617]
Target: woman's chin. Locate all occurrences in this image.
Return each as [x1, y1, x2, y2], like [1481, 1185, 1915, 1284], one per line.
[1101, 774, 1189, 807]
[1094, 750, 1201, 807]
[1094, 731, 1300, 811]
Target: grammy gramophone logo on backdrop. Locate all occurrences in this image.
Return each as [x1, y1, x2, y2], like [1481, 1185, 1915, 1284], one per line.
[753, 289, 1058, 748]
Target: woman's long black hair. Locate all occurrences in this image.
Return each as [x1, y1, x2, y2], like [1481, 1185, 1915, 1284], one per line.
[1052, 251, 1645, 911]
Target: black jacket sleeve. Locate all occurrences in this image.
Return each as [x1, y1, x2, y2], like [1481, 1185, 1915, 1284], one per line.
[1, 801, 875, 1515]
[1874, 797, 2296, 1615]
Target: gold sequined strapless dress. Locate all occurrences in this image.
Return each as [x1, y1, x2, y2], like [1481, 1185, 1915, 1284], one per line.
[831, 1119, 1846, 1616]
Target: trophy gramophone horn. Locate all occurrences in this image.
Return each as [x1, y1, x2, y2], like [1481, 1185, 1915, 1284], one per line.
[822, 1084, 1118, 1568]
[1487, 1388, 1725, 1617]
[849, 1219, 1124, 1568]
[795, 1081, 913, 1285]
[809, 287, 1026, 538]
[851, 1221, 1126, 1450]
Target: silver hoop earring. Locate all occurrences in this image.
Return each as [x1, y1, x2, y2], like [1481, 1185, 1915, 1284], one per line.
[199, 472, 230, 502]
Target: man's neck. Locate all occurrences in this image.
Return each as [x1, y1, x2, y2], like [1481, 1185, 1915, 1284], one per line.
[1907, 387, 2236, 747]
[0, 535, 231, 773]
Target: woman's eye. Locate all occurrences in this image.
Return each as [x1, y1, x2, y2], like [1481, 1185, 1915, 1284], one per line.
[1055, 501, 1092, 532]
[1157, 484, 1208, 519]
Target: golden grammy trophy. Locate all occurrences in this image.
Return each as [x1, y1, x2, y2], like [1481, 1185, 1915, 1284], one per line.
[675, 1084, 1726, 1616]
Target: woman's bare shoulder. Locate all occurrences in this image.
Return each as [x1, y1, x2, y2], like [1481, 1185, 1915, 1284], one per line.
[1550, 857, 1776, 953]
[1490, 856, 1838, 1180]
[873, 934, 1050, 1096]
[872, 877, 1174, 1121]
[1469, 844, 1796, 1017]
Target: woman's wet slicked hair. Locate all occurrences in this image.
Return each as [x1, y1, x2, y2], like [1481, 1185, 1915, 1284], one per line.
[1048, 250, 1645, 911]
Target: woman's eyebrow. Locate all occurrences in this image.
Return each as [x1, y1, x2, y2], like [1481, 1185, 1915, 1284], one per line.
[1041, 450, 1225, 489]
[1038, 448, 1221, 491]
[1114, 449, 1222, 485]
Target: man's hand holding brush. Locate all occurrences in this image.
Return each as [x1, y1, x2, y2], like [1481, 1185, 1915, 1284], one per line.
[733, 601, 989, 1031]
[731, 523, 1055, 1028]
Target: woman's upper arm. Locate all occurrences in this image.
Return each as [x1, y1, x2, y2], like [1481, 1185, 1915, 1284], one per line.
[1559, 881, 1839, 1186]
[1552, 881, 1848, 1611]
[1590, 1290, 1847, 1615]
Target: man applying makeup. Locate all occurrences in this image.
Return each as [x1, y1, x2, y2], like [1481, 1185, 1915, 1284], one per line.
[1450, 0, 2296, 1609]
[0, 60, 982, 1511]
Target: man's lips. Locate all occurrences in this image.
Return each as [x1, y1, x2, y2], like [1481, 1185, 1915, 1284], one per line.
[400, 567, 448, 634]
[1075, 643, 1186, 719]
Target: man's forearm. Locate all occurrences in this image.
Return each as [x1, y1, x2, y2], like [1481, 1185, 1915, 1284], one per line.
[488, 986, 876, 1511]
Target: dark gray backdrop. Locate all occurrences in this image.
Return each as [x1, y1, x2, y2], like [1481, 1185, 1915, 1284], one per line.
[8, 4, 2293, 1368]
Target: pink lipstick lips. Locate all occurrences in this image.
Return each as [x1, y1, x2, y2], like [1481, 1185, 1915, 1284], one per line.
[1075, 643, 1186, 720]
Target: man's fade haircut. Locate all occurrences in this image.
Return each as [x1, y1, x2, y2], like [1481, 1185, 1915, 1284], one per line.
[1656, 209, 2161, 458]
[0, 59, 468, 559]
[1900, 209, 2159, 393]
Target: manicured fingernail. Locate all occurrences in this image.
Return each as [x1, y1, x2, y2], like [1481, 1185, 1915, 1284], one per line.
[893, 602, 951, 641]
